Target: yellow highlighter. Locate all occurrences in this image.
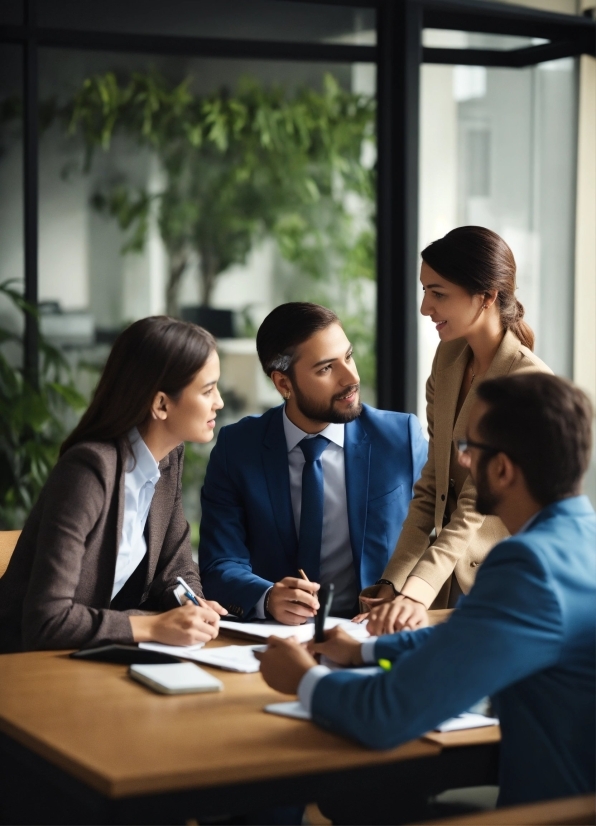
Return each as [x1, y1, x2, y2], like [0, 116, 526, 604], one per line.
[378, 658, 392, 671]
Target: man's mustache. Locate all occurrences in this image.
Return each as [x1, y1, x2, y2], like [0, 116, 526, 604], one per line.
[332, 384, 360, 401]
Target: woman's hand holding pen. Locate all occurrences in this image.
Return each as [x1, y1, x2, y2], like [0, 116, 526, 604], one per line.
[266, 577, 320, 625]
[130, 601, 223, 646]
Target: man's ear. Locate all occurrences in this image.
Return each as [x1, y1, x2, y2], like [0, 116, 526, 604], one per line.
[491, 451, 517, 492]
[149, 391, 169, 421]
[270, 370, 293, 401]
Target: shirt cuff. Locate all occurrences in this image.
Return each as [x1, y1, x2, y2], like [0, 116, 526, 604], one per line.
[173, 584, 187, 606]
[254, 587, 272, 620]
[298, 665, 332, 714]
[360, 637, 378, 664]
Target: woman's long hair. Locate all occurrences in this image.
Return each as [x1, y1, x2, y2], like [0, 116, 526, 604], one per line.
[61, 316, 216, 456]
[421, 226, 535, 351]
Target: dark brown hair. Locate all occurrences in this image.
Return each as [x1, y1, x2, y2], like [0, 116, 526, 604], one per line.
[256, 302, 339, 377]
[421, 226, 535, 350]
[61, 316, 216, 456]
[476, 373, 593, 506]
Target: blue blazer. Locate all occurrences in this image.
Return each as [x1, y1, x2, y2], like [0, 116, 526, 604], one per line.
[310, 496, 596, 807]
[199, 404, 427, 618]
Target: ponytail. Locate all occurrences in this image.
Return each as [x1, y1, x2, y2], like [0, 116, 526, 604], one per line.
[509, 299, 535, 351]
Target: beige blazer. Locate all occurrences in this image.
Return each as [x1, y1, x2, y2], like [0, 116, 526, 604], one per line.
[0, 440, 202, 653]
[382, 329, 551, 605]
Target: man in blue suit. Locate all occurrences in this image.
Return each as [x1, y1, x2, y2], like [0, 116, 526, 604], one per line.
[199, 303, 427, 622]
[257, 373, 596, 813]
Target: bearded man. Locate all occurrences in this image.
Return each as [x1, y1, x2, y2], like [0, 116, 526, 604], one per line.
[199, 302, 427, 622]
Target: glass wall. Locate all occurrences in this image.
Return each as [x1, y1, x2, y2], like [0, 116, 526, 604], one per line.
[0, 46, 376, 531]
[418, 31, 577, 428]
[0, 44, 24, 354]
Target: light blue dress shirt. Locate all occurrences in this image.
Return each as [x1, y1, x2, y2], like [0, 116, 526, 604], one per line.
[111, 428, 160, 600]
[255, 407, 359, 617]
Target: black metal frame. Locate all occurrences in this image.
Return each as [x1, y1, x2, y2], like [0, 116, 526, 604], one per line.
[1, 0, 594, 410]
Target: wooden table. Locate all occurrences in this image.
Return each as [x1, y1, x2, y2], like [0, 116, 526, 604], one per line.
[0, 630, 499, 825]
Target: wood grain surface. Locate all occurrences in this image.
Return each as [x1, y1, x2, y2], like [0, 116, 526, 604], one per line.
[0, 647, 440, 799]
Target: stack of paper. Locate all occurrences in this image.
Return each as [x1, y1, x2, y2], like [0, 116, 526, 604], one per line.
[219, 616, 370, 643]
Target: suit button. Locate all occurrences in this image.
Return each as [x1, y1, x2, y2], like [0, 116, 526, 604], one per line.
[470, 562, 479, 568]
[441, 494, 446, 501]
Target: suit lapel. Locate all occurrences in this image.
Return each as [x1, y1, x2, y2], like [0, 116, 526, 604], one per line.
[143, 451, 172, 594]
[344, 416, 370, 578]
[435, 343, 469, 492]
[262, 407, 298, 563]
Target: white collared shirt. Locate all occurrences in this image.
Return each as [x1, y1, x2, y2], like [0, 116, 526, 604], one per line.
[255, 407, 358, 616]
[111, 428, 161, 600]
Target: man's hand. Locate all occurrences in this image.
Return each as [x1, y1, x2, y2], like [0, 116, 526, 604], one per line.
[365, 596, 429, 636]
[130, 602, 221, 646]
[307, 625, 364, 666]
[254, 636, 317, 694]
[267, 577, 320, 625]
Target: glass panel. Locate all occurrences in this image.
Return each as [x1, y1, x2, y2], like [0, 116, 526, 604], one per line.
[0, 44, 24, 528]
[34, 48, 377, 532]
[423, 29, 548, 51]
[0, 43, 24, 342]
[38, 1, 376, 45]
[418, 57, 577, 428]
[0, 0, 23, 25]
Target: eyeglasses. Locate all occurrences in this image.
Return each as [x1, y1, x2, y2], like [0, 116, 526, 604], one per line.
[456, 438, 501, 456]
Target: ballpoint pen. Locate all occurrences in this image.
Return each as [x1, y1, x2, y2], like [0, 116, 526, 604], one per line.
[176, 576, 201, 606]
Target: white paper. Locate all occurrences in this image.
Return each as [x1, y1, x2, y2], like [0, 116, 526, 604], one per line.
[219, 616, 370, 643]
[435, 712, 499, 732]
[265, 700, 312, 720]
[265, 703, 499, 733]
[139, 640, 205, 656]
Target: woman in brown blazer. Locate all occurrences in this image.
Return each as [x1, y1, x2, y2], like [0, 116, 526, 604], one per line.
[361, 227, 551, 635]
[0, 316, 227, 652]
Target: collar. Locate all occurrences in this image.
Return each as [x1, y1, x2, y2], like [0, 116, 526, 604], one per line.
[127, 428, 161, 487]
[282, 406, 345, 453]
[517, 511, 540, 535]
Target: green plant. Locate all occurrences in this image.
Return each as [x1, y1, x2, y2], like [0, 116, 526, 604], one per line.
[64, 71, 376, 321]
[0, 281, 87, 529]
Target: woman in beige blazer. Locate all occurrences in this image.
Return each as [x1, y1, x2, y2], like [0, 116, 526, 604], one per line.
[0, 316, 227, 653]
[361, 227, 551, 634]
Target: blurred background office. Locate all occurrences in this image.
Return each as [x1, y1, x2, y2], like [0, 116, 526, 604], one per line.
[0, 0, 594, 539]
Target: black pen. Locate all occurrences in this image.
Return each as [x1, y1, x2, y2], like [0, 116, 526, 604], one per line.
[314, 583, 334, 643]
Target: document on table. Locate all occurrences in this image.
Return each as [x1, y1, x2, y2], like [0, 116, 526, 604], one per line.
[140, 640, 266, 673]
[219, 616, 370, 643]
[265, 702, 499, 733]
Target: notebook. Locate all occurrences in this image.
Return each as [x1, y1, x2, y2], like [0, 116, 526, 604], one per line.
[129, 662, 223, 695]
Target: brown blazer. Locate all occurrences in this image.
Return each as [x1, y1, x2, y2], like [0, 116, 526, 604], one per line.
[382, 329, 552, 605]
[0, 440, 202, 653]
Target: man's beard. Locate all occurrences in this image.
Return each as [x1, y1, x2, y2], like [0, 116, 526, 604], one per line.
[292, 380, 362, 424]
[474, 458, 501, 516]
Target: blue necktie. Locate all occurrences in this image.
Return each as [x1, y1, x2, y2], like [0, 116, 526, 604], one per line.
[297, 435, 330, 581]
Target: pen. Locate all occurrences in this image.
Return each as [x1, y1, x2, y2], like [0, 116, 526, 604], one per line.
[176, 576, 201, 607]
[378, 658, 392, 671]
[314, 583, 334, 643]
[298, 569, 309, 582]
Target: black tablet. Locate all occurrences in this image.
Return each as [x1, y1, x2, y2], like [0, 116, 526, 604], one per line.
[70, 644, 182, 665]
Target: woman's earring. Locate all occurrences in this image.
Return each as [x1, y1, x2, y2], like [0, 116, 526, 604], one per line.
[284, 392, 291, 401]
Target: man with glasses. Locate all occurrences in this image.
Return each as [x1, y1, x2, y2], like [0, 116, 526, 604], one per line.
[257, 373, 596, 816]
